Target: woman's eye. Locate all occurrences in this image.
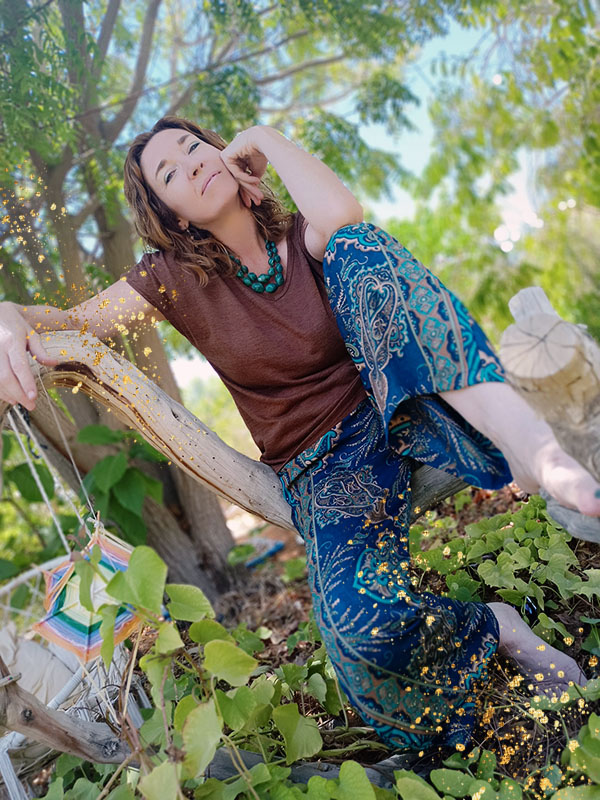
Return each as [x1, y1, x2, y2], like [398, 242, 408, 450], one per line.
[165, 169, 175, 184]
[189, 142, 199, 153]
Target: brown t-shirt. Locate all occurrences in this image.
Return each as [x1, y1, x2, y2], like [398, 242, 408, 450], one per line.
[124, 213, 367, 471]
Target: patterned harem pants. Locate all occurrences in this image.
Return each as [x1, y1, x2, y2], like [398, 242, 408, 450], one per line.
[278, 224, 514, 751]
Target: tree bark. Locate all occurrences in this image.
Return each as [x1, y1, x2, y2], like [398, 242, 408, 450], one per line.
[0, 657, 129, 764]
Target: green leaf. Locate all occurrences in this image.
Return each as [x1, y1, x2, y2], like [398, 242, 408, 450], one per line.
[64, 777, 101, 800]
[395, 769, 442, 800]
[276, 663, 308, 690]
[498, 778, 522, 800]
[139, 651, 172, 705]
[166, 583, 214, 622]
[306, 672, 328, 705]
[272, 703, 323, 764]
[204, 640, 258, 686]
[112, 468, 147, 516]
[74, 560, 94, 612]
[106, 497, 147, 545]
[189, 618, 233, 644]
[477, 554, 519, 589]
[140, 472, 164, 503]
[90, 452, 128, 493]
[138, 760, 180, 800]
[552, 789, 600, 800]
[100, 604, 118, 668]
[232, 623, 265, 655]
[77, 424, 125, 445]
[43, 777, 64, 800]
[155, 621, 184, 654]
[128, 437, 169, 463]
[10, 584, 30, 613]
[442, 748, 480, 770]
[55, 753, 82, 779]
[8, 462, 54, 502]
[140, 706, 168, 747]
[174, 694, 198, 733]
[193, 778, 227, 799]
[580, 570, 600, 600]
[106, 545, 166, 614]
[582, 627, 600, 655]
[182, 698, 223, 778]
[215, 685, 257, 730]
[106, 786, 135, 800]
[430, 769, 472, 797]
[0, 558, 19, 580]
[476, 750, 496, 781]
[466, 780, 498, 800]
[335, 761, 376, 800]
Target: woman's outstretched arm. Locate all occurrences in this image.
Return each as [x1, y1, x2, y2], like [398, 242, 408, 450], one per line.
[220, 126, 363, 259]
[0, 280, 163, 411]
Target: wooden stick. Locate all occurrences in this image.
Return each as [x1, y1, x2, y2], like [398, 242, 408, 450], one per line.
[0, 655, 130, 764]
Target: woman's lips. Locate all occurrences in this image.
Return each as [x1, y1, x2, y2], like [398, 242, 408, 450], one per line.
[202, 171, 220, 194]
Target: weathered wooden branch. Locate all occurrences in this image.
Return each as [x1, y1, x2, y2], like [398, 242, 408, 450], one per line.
[0, 331, 461, 528]
[0, 656, 129, 765]
[500, 287, 600, 483]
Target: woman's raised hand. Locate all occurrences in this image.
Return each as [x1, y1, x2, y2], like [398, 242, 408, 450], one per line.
[220, 127, 267, 208]
[0, 302, 58, 411]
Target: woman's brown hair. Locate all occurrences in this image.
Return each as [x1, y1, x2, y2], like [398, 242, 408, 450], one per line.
[123, 116, 293, 285]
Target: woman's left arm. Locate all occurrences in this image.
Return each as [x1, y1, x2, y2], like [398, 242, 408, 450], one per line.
[220, 126, 364, 259]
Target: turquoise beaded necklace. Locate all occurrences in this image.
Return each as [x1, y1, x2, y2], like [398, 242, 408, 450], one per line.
[231, 239, 283, 294]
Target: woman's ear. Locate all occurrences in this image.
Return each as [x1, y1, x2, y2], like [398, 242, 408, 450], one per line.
[177, 218, 189, 231]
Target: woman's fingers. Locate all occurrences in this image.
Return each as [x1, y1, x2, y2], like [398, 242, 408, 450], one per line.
[27, 330, 59, 366]
[238, 180, 264, 206]
[0, 330, 58, 410]
[0, 349, 35, 409]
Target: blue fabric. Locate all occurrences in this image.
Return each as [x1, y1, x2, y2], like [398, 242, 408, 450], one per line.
[278, 224, 513, 751]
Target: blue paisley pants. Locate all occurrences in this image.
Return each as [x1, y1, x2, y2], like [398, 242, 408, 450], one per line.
[278, 224, 513, 751]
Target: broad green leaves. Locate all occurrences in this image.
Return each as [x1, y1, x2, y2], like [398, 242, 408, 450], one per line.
[106, 546, 166, 614]
[76, 426, 165, 547]
[272, 702, 323, 764]
[204, 640, 258, 686]
[165, 583, 214, 622]
[138, 761, 180, 800]
[182, 699, 223, 778]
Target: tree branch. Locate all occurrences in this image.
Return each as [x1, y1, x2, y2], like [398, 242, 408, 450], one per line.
[0, 655, 131, 764]
[255, 53, 347, 86]
[104, 0, 162, 143]
[93, 0, 121, 79]
[166, 28, 312, 116]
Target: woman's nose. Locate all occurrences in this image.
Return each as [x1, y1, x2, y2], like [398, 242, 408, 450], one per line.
[189, 161, 204, 178]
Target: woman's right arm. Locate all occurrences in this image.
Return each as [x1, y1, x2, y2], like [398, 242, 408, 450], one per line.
[0, 279, 164, 411]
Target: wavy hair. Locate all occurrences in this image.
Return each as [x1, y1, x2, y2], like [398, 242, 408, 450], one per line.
[123, 116, 293, 285]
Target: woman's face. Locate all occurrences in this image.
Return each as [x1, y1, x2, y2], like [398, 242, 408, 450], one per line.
[140, 127, 240, 229]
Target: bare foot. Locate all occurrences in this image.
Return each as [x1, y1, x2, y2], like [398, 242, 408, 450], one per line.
[488, 602, 586, 693]
[441, 383, 600, 517]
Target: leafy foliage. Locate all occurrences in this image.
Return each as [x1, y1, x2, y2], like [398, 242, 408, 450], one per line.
[38, 490, 600, 797]
[410, 494, 600, 649]
[77, 424, 167, 546]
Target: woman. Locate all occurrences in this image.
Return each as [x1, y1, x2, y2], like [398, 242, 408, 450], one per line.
[1, 119, 598, 753]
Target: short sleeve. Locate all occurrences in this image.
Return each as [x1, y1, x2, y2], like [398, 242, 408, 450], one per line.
[291, 212, 324, 274]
